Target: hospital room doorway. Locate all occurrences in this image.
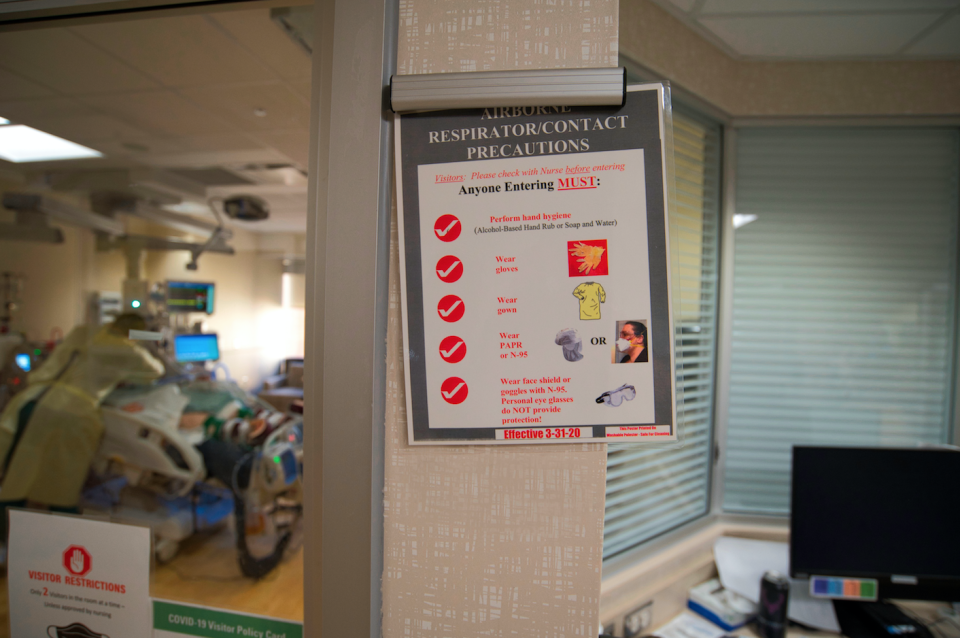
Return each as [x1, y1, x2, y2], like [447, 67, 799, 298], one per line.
[0, 1, 313, 633]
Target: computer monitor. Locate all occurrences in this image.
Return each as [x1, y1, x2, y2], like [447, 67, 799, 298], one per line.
[174, 333, 220, 363]
[790, 446, 960, 602]
[14, 353, 31, 372]
[167, 281, 215, 314]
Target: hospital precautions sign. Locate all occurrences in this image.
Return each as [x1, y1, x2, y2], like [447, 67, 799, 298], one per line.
[395, 84, 677, 444]
[8, 509, 152, 637]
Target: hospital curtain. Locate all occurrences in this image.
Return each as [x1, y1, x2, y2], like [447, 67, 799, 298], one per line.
[603, 107, 722, 558]
[723, 127, 960, 514]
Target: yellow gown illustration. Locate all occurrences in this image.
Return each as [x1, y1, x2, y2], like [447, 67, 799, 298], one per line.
[573, 282, 606, 320]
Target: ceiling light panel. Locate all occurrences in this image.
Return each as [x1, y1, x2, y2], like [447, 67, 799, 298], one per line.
[0, 125, 102, 162]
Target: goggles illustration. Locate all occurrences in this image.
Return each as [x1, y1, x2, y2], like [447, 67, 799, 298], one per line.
[596, 384, 636, 407]
[47, 623, 109, 638]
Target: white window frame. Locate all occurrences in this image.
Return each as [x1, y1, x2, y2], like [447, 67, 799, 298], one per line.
[602, 58, 731, 562]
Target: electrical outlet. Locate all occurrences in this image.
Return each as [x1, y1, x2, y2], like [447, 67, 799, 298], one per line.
[624, 601, 654, 638]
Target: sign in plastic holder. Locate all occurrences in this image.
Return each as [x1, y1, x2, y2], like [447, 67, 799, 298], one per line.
[7, 509, 152, 637]
[395, 83, 681, 444]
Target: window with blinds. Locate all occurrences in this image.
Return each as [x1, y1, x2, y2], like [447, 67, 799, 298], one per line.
[724, 128, 960, 514]
[603, 108, 722, 558]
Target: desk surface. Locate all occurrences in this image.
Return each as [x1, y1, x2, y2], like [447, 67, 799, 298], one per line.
[658, 600, 958, 638]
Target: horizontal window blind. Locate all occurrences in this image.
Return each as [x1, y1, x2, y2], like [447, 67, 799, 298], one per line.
[724, 128, 960, 515]
[604, 108, 721, 558]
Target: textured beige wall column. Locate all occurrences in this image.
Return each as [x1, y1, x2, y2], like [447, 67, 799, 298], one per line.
[382, 2, 618, 637]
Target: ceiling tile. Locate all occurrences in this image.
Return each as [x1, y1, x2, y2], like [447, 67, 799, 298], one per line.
[0, 67, 56, 101]
[174, 133, 267, 153]
[179, 82, 310, 132]
[0, 97, 98, 126]
[81, 91, 235, 137]
[0, 29, 157, 95]
[700, 13, 943, 57]
[291, 81, 312, 101]
[700, 0, 960, 15]
[70, 15, 276, 88]
[209, 9, 312, 84]
[30, 114, 151, 144]
[905, 14, 960, 56]
[665, 0, 698, 13]
[88, 138, 188, 158]
[248, 129, 309, 167]
[135, 147, 291, 169]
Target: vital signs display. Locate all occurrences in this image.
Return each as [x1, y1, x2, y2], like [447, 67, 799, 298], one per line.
[395, 84, 677, 444]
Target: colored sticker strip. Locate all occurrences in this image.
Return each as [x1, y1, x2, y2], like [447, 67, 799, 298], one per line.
[809, 576, 878, 601]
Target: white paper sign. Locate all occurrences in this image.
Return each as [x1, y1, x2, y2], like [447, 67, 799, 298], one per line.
[395, 84, 677, 444]
[8, 509, 151, 638]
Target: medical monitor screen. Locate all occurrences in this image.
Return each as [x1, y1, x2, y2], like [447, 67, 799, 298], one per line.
[790, 446, 960, 600]
[174, 333, 220, 363]
[14, 353, 31, 372]
[167, 281, 215, 314]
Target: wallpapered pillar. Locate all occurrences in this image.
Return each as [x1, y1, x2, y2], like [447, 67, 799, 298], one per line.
[382, 2, 618, 637]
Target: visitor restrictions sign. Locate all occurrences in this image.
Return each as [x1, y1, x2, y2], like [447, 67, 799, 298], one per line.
[7, 509, 151, 637]
[395, 84, 677, 444]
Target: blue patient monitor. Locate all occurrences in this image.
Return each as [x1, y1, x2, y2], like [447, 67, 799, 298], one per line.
[174, 333, 220, 363]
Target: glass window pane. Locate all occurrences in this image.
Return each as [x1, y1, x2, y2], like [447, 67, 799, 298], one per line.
[604, 107, 721, 558]
[724, 128, 960, 514]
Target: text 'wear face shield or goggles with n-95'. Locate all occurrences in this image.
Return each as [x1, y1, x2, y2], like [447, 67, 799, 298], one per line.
[596, 384, 636, 407]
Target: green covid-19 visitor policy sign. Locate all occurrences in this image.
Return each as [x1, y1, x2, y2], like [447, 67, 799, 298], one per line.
[153, 600, 302, 638]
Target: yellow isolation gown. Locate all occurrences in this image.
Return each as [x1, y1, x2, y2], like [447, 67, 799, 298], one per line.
[0, 324, 164, 507]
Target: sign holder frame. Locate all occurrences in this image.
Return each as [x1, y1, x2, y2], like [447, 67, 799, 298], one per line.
[394, 81, 688, 446]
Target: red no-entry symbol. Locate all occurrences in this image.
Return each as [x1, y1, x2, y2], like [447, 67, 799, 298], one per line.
[441, 377, 468, 404]
[63, 545, 92, 577]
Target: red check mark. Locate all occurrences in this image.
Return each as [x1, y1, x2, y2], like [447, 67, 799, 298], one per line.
[434, 215, 461, 242]
[440, 376, 468, 404]
[439, 336, 466, 363]
[436, 255, 463, 283]
[437, 295, 464, 322]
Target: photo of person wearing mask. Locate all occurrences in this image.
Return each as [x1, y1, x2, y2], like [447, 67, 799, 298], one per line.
[618, 321, 648, 363]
